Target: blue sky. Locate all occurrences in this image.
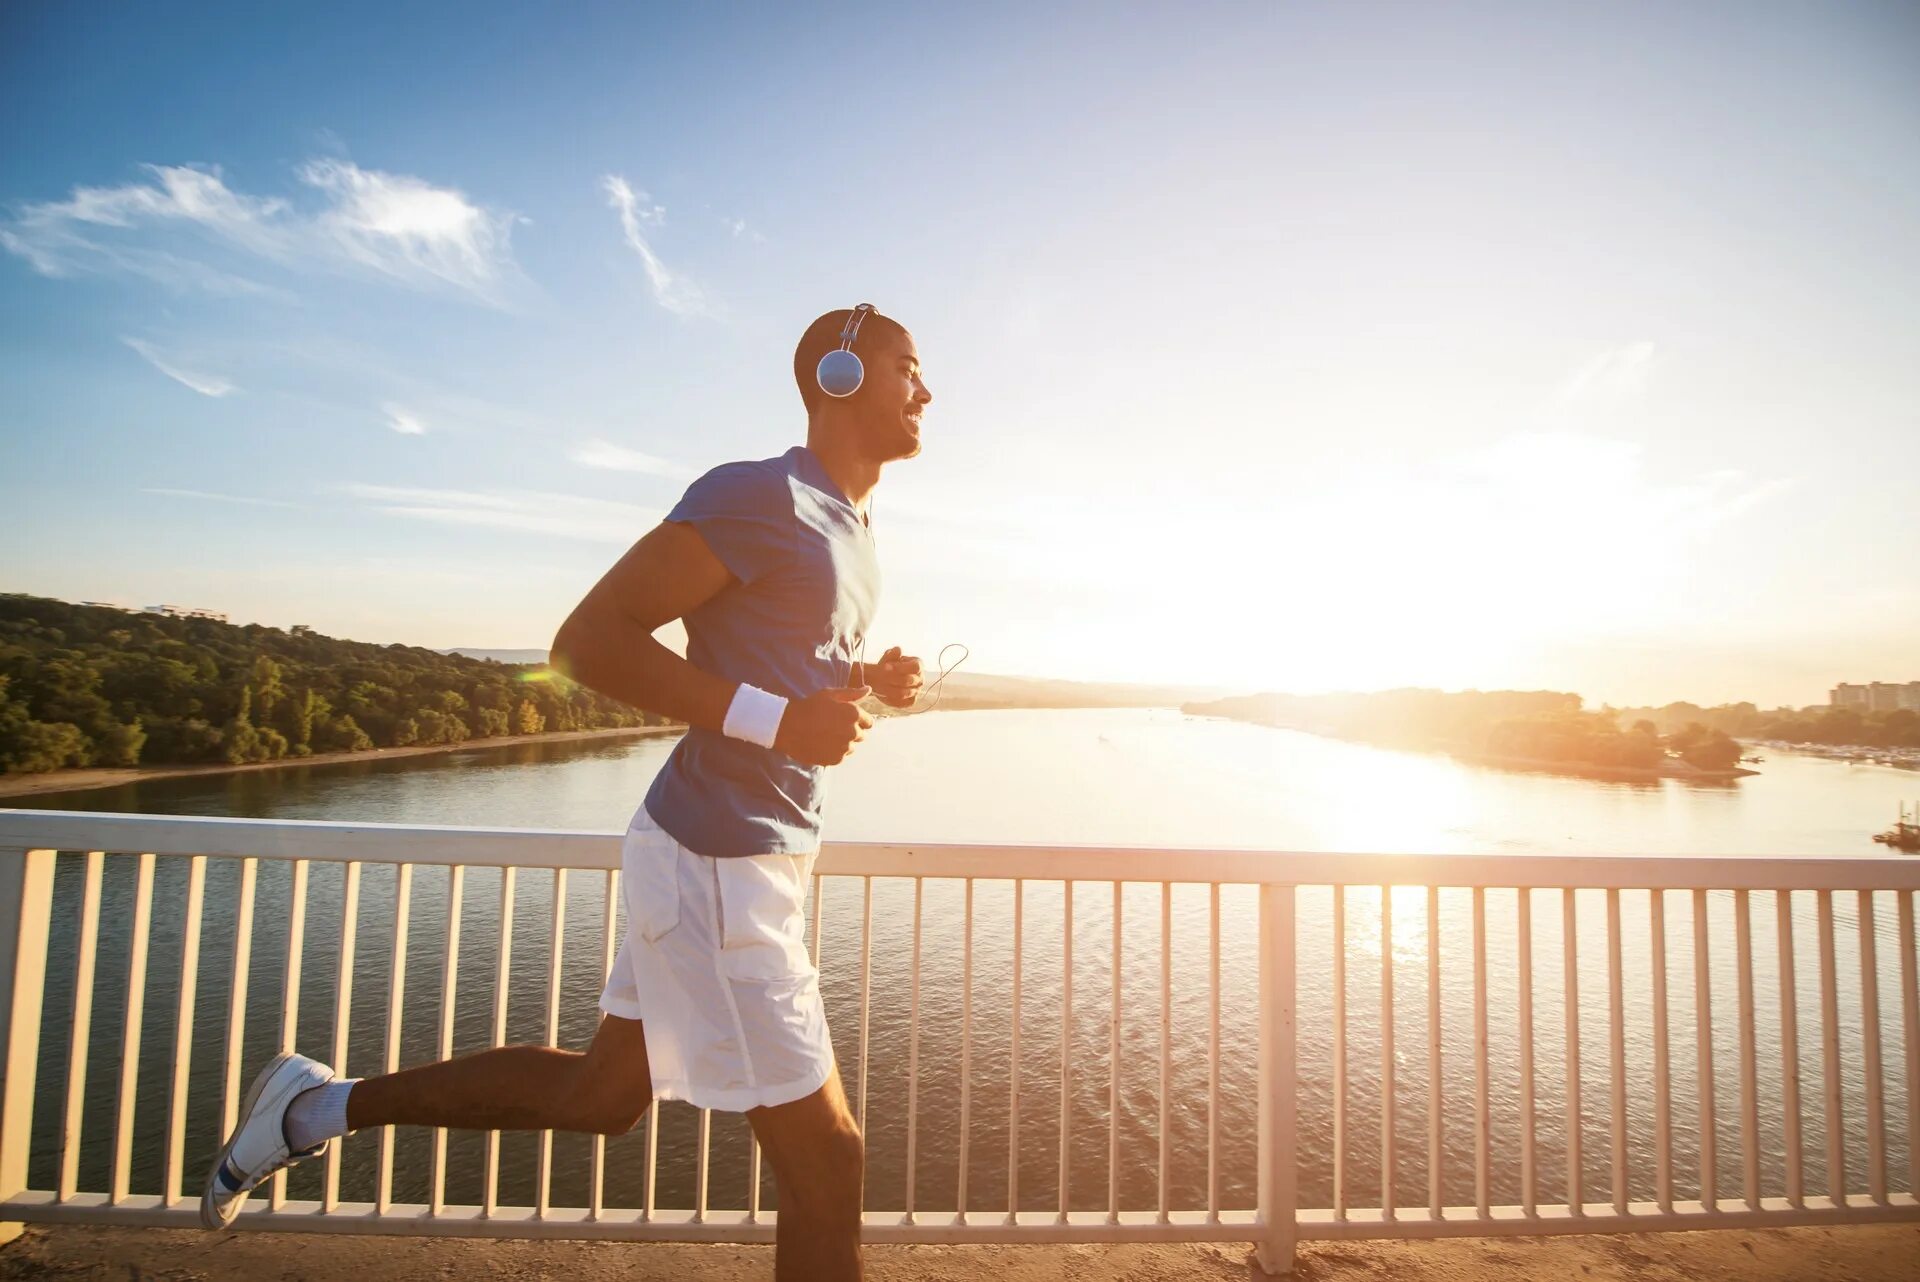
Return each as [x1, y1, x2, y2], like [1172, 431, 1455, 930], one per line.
[3, 1, 1917, 706]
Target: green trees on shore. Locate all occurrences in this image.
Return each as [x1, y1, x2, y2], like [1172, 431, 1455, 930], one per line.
[0, 595, 670, 775]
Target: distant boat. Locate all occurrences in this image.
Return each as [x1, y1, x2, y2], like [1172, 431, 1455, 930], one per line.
[1872, 802, 1920, 853]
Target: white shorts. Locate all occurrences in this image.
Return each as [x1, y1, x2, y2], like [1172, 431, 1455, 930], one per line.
[598, 803, 834, 1112]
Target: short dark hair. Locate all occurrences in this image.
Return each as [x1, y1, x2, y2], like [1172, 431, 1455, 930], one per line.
[793, 307, 908, 413]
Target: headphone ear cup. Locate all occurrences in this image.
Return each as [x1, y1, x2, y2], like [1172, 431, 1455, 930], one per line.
[816, 348, 865, 398]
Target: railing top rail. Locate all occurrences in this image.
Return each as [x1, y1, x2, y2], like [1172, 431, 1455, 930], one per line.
[3, 808, 1918, 890]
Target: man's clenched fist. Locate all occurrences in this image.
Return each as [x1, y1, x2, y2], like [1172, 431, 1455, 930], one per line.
[774, 685, 875, 766]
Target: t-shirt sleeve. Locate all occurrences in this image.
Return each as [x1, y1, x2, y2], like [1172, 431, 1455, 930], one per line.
[666, 461, 795, 586]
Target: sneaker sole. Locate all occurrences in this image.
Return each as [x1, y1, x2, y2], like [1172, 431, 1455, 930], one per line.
[200, 1051, 302, 1229]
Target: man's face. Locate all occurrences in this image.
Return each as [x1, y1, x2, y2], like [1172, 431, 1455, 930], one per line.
[854, 327, 931, 462]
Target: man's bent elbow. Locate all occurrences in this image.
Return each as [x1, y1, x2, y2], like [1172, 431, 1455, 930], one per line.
[548, 615, 591, 684]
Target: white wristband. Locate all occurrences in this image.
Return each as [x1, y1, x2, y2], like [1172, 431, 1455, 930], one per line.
[723, 683, 788, 749]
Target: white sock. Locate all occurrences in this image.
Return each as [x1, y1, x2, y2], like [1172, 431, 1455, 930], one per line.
[283, 1079, 359, 1152]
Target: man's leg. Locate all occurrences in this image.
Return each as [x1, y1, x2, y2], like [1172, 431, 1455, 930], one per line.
[749, 1067, 865, 1282]
[346, 1013, 653, 1135]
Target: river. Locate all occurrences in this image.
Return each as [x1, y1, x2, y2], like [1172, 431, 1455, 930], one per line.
[15, 707, 1918, 1217]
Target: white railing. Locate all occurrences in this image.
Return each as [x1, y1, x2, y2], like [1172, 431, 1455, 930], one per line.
[1, 808, 1917, 1274]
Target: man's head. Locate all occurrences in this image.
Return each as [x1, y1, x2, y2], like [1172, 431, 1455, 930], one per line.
[794, 306, 931, 463]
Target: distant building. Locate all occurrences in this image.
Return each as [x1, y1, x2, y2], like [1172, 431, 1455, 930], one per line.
[144, 604, 230, 623]
[1831, 681, 1920, 712]
[78, 600, 133, 612]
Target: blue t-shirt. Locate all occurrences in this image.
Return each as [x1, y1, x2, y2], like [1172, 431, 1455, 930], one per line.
[644, 445, 880, 856]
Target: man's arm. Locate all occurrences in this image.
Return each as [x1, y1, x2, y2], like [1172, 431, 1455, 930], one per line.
[550, 521, 874, 765]
[550, 520, 739, 733]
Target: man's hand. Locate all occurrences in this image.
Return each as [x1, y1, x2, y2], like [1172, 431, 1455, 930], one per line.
[869, 646, 924, 709]
[774, 686, 875, 766]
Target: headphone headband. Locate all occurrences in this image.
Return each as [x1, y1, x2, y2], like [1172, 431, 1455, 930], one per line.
[837, 302, 875, 351]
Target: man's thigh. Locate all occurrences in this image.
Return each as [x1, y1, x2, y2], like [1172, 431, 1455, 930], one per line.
[747, 1065, 862, 1182]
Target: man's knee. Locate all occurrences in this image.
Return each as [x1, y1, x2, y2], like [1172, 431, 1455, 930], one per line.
[781, 1113, 865, 1219]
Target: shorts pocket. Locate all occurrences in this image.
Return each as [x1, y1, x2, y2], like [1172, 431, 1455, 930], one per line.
[712, 852, 815, 982]
[626, 826, 682, 945]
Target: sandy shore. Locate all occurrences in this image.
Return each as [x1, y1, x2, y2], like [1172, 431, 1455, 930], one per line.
[3, 1223, 1917, 1280]
[0, 724, 682, 801]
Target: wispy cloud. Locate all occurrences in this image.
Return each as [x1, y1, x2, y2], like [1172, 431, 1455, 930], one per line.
[123, 337, 236, 397]
[142, 487, 294, 507]
[569, 438, 692, 478]
[603, 175, 712, 317]
[3, 160, 519, 304]
[297, 159, 517, 300]
[1557, 341, 1658, 405]
[343, 483, 659, 543]
[720, 215, 765, 243]
[383, 403, 429, 435]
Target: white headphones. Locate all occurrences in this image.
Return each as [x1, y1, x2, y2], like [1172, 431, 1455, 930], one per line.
[815, 302, 876, 398]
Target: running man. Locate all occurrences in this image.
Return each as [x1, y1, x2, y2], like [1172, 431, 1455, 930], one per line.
[202, 304, 932, 1282]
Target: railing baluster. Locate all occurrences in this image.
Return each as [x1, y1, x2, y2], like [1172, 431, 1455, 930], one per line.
[1473, 886, 1489, 1220]
[1858, 889, 1887, 1204]
[1208, 881, 1222, 1223]
[430, 864, 463, 1216]
[537, 867, 564, 1218]
[1565, 888, 1582, 1216]
[1058, 878, 1072, 1222]
[1108, 880, 1121, 1224]
[959, 877, 975, 1219]
[1694, 888, 1716, 1210]
[858, 876, 873, 1135]
[1428, 886, 1442, 1221]
[1009, 877, 1023, 1222]
[109, 853, 155, 1206]
[221, 858, 257, 1141]
[1777, 889, 1804, 1207]
[695, 1107, 710, 1222]
[164, 855, 205, 1206]
[749, 1137, 763, 1225]
[270, 858, 308, 1209]
[1517, 887, 1534, 1219]
[906, 876, 923, 1221]
[57, 852, 103, 1203]
[643, 1096, 659, 1222]
[483, 865, 515, 1217]
[594, 867, 616, 1222]
[1255, 883, 1298, 1274]
[1736, 889, 1760, 1210]
[376, 863, 411, 1213]
[1382, 883, 1396, 1219]
[1159, 880, 1172, 1225]
[1651, 889, 1672, 1212]
[1900, 891, 1919, 1200]
[1818, 888, 1844, 1204]
[324, 860, 361, 1211]
[1331, 884, 1347, 1220]
[1607, 888, 1626, 1216]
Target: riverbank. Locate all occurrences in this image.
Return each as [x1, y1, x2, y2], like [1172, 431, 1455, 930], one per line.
[4, 1223, 1916, 1281]
[0, 724, 683, 801]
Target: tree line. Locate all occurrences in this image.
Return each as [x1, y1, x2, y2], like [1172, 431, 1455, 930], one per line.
[0, 595, 672, 776]
[1182, 687, 1746, 772]
[1607, 700, 1920, 750]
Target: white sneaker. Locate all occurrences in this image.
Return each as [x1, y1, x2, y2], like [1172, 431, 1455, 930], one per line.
[200, 1052, 335, 1228]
